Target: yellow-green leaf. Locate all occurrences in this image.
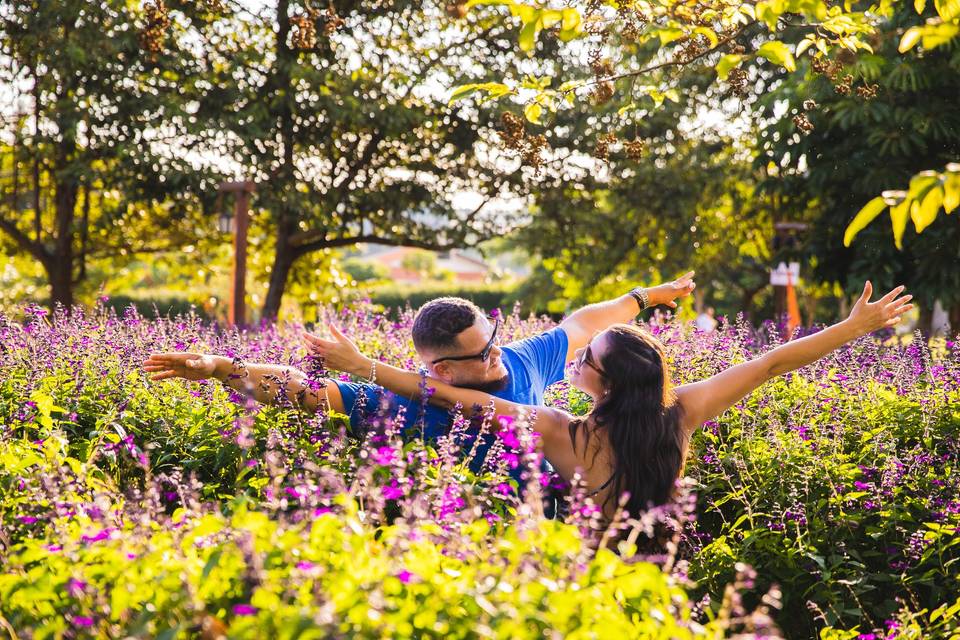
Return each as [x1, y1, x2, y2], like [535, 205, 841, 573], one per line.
[757, 41, 797, 71]
[935, 0, 960, 21]
[889, 198, 911, 250]
[656, 27, 686, 46]
[913, 185, 943, 232]
[523, 102, 542, 124]
[694, 26, 719, 47]
[518, 16, 539, 52]
[716, 54, 745, 80]
[942, 171, 960, 213]
[844, 196, 887, 246]
[915, 0, 926, 13]
[922, 22, 960, 49]
[899, 26, 923, 51]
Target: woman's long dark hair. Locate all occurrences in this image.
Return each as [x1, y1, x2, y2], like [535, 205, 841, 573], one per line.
[568, 324, 688, 516]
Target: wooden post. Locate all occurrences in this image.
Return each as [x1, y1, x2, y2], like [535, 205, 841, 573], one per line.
[219, 181, 255, 327]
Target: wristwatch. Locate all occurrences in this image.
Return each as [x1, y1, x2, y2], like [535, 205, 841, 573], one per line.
[629, 287, 650, 311]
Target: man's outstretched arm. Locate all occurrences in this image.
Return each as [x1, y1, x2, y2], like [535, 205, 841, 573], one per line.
[143, 353, 345, 414]
[558, 271, 696, 361]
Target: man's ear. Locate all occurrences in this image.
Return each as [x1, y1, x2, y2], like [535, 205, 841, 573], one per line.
[432, 362, 453, 382]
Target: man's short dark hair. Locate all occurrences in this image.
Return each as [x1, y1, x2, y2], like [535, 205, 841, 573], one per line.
[412, 297, 484, 352]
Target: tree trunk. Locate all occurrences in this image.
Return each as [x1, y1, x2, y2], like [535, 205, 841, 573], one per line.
[47, 258, 74, 311]
[949, 302, 960, 338]
[261, 222, 300, 322]
[259, 0, 298, 323]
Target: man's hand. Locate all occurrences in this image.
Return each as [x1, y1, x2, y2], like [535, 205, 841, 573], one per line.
[143, 353, 222, 381]
[303, 325, 369, 377]
[647, 270, 696, 308]
[846, 281, 913, 335]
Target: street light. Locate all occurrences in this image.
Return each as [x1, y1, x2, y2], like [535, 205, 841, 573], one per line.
[216, 180, 255, 327]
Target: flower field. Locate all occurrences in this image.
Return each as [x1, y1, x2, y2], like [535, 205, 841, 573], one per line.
[1, 302, 958, 639]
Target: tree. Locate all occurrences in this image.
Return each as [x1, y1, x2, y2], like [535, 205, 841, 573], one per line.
[0, 0, 220, 309]
[754, 1, 960, 329]
[190, 1, 531, 319]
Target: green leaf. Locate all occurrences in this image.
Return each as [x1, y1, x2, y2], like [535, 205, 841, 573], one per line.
[523, 102, 543, 124]
[889, 198, 911, 250]
[757, 41, 797, 71]
[716, 54, 745, 80]
[843, 196, 887, 246]
[899, 26, 923, 52]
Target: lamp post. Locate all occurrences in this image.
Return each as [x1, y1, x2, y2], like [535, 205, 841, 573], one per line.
[217, 180, 255, 327]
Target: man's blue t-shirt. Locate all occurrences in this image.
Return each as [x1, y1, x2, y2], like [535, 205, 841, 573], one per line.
[334, 326, 568, 483]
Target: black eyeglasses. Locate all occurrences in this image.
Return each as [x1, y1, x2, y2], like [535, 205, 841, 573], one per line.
[579, 344, 606, 376]
[431, 317, 501, 365]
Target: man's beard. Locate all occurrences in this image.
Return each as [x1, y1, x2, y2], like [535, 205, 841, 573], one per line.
[459, 374, 510, 393]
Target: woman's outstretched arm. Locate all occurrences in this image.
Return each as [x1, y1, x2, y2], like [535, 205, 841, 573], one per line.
[143, 353, 344, 414]
[303, 327, 576, 467]
[675, 281, 913, 435]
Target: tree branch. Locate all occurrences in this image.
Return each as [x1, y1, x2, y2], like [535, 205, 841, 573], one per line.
[571, 21, 758, 92]
[0, 212, 48, 264]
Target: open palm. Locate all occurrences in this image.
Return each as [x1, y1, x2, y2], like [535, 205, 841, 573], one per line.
[143, 353, 218, 381]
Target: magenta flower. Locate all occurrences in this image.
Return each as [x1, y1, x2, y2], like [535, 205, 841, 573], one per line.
[232, 604, 257, 616]
[81, 528, 114, 544]
[73, 616, 95, 628]
[372, 446, 396, 466]
[396, 570, 413, 584]
[382, 481, 403, 500]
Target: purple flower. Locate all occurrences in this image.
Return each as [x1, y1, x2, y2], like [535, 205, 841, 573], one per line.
[66, 578, 87, 597]
[396, 570, 413, 584]
[854, 481, 872, 491]
[73, 616, 95, 628]
[232, 604, 257, 616]
[17, 515, 38, 524]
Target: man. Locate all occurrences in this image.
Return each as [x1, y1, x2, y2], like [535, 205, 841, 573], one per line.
[144, 273, 696, 479]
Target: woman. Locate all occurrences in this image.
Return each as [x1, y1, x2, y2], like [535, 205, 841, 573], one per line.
[304, 282, 912, 520]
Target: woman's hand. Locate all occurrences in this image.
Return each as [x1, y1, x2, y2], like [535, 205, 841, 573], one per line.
[846, 281, 913, 335]
[303, 324, 370, 376]
[144, 353, 223, 381]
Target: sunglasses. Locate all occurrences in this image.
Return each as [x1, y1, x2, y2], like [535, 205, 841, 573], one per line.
[578, 344, 606, 376]
[431, 317, 501, 365]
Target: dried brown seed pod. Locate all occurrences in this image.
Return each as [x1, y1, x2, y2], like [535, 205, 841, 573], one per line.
[792, 113, 814, 133]
[590, 81, 615, 105]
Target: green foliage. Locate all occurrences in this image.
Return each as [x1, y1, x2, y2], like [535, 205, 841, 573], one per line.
[369, 282, 517, 316]
[757, 0, 960, 317]
[844, 164, 960, 248]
